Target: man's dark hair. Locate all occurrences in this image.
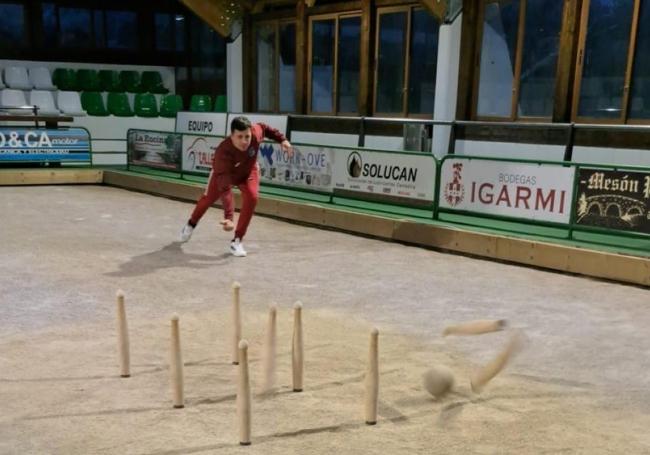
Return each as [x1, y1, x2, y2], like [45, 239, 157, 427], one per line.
[231, 116, 252, 133]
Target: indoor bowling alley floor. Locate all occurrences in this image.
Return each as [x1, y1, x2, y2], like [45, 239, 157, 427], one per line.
[1, 185, 649, 454]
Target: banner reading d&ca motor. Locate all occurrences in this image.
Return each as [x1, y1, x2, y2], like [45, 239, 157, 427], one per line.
[439, 159, 575, 224]
[0, 128, 90, 163]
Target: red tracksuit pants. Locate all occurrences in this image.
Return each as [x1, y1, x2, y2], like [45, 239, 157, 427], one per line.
[189, 165, 260, 241]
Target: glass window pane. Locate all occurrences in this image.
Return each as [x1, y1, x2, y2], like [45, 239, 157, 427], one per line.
[518, 0, 562, 117]
[175, 15, 185, 51]
[630, 0, 650, 119]
[311, 19, 335, 112]
[337, 16, 361, 113]
[256, 24, 276, 111]
[408, 9, 439, 115]
[376, 11, 407, 113]
[477, 1, 520, 117]
[279, 23, 296, 112]
[94, 11, 105, 48]
[155, 13, 173, 51]
[105, 11, 137, 50]
[578, 0, 634, 118]
[59, 7, 91, 48]
[0, 3, 24, 50]
[42, 3, 56, 45]
[189, 17, 227, 97]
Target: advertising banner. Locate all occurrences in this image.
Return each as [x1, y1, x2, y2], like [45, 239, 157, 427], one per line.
[332, 150, 436, 203]
[575, 168, 650, 233]
[439, 159, 575, 224]
[175, 112, 228, 136]
[127, 130, 181, 170]
[0, 128, 90, 162]
[258, 143, 333, 192]
[181, 134, 224, 174]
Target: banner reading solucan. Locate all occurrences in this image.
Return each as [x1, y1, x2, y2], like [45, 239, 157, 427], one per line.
[181, 134, 224, 174]
[439, 159, 575, 224]
[258, 143, 333, 192]
[333, 150, 436, 202]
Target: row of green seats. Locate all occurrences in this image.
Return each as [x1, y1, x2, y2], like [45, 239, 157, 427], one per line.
[53, 69, 169, 94]
[191, 94, 227, 112]
[80, 92, 183, 117]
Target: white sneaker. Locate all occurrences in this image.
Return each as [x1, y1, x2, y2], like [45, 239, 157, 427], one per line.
[230, 238, 247, 257]
[179, 223, 194, 242]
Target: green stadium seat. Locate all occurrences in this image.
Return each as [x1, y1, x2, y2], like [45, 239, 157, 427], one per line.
[80, 91, 109, 116]
[77, 69, 101, 91]
[54, 68, 78, 91]
[120, 70, 145, 93]
[107, 92, 134, 116]
[99, 70, 123, 92]
[159, 94, 183, 118]
[52, 68, 64, 87]
[190, 94, 212, 112]
[134, 93, 159, 117]
[141, 71, 169, 94]
[214, 95, 227, 112]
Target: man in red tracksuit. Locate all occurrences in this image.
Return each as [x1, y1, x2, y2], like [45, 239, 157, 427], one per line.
[180, 116, 292, 257]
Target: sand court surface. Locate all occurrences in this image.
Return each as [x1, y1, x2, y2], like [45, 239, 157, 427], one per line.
[1, 185, 650, 454]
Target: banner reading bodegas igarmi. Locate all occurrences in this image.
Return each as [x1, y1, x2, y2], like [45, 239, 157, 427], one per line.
[439, 158, 575, 224]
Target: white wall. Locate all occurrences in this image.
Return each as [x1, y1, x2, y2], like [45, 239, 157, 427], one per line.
[432, 13, 462, 158]
[454, 140, 566, 161]
[572, 146, 650, 167]
[227, 36, 243, 112]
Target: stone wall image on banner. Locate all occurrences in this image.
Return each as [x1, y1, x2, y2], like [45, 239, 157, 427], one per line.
[575, 168, 650, 234]
[128, 130, 181, 171]
[258, 143, 333, 192]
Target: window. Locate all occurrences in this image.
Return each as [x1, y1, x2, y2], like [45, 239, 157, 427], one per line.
[59, 7, 91, 48]
[375, 6, 439, 117]
[574, 0, 635, 120]
[190, 16, 227, 98]
[573, 0, 650, 123]
[630, 1, 650, 119]
[254, 20, 296, 113]
[474, 0, 563, 120]
[155, 13, 185, 52]
[308, 13, 361, 115]
[105, 11, 137, 50]
[310, 19, 335, 112]
[0, 3, 25, 51]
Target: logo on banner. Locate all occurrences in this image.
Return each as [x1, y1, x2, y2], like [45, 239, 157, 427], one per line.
[347, 152, 362, 178]
[444, 163, 465, 206]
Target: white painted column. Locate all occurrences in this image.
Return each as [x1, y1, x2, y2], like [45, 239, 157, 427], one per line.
[432, 13, 462, 158]
[227, 35, 244, 113]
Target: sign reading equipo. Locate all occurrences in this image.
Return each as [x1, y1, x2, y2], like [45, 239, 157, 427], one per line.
[439, 159, 575, 224]
[181, 134, 224, 174]
[575, 168, 650, 233]
[0, 128, 90, 162]
[333, 150, 436, 202]
[258, 143, 333, 192]
[175, 112, 228, 136]
[127, 130, 181, 171]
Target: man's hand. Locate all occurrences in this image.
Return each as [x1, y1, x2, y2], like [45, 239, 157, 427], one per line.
[220, 219, 234, 232]
[280, 140, 293, 158]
